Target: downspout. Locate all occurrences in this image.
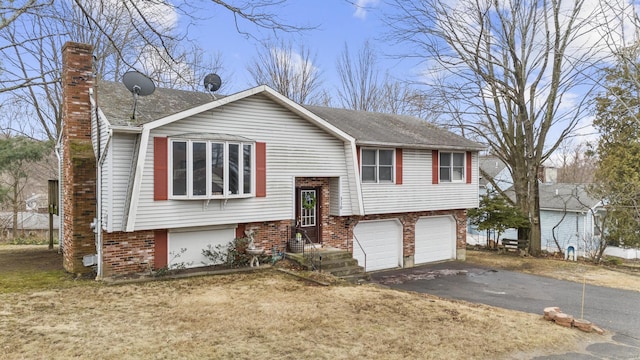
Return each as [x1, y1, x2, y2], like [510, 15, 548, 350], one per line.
[95, 131, 112, 279]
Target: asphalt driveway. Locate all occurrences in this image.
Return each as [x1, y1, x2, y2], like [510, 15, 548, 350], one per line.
[370, 261, 640, 359]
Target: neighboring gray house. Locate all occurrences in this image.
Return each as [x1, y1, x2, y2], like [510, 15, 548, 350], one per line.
[469, 156, 638, 259]
[478, 155, 512, 194]
[0, 211, 59, 240]
[537, 183, 604, 254]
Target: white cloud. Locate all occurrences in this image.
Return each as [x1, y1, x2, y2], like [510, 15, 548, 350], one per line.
[353, 0, 380, 20]
[271, 48, 318, 76]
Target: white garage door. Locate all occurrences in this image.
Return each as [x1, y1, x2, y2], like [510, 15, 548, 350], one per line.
[353, 219, 402, 271]
[168, 226, 235, 268]
[415, 216, 456, 264]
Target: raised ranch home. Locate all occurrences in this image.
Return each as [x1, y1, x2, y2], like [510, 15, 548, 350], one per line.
[60, 42, 484, 278]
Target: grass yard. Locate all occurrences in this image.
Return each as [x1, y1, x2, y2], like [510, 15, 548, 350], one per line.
[466, 250, 640, 292]
[0, 245, 616, 360]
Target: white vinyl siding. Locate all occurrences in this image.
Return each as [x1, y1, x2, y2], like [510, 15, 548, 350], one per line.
[130, 94, 356, 230]
[361, 149, 478, 214]
[92, 102, 112, 231]
[329, 177, 341, 216]
[106, 134, 137, 231]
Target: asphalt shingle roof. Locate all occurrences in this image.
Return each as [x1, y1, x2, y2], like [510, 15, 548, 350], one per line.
[96, 81, 483, 150]
[479, 155, 509, 182]
[96, 81, 215, 126]
[538, 183, 601, 212]
[304, 105, 484, 150]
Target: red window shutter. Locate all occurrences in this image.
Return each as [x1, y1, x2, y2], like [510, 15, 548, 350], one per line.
[432, 150, 439, 184]
[256, 142, 267, 197]
[154, 229, 168, 269]
[154, 137, 168, 200]
[466, 151, 472, 184]
[395, 148, 403, 185]
[356, 146, 361, 171]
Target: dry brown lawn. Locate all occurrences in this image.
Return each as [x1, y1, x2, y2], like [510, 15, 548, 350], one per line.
[466, 250, 640, 292]
[0, 245, 619, 360]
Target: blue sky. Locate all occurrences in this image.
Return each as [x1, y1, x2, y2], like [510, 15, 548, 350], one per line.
[178, 0, 413, 94]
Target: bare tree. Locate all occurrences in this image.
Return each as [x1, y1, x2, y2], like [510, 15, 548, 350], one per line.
[336, 40, 436, 118]
[0, 136, 49, 238]
[551, 140, 597, 184]
[378, 80, 439, 121]
[336, 41, 380, 111]
[247, 40, 323, 105]
[385, 0, 607, 255]
[0, 0, 306, 140]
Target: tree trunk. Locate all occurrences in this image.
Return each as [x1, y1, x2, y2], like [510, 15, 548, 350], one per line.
[11, 183, 18, 239]
[528, 169, 542, 255]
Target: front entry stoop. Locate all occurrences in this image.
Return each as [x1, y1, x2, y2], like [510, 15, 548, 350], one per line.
[286, 248, 370, 283]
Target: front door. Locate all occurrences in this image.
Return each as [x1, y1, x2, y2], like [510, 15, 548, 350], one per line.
[296, 187, 320, 243]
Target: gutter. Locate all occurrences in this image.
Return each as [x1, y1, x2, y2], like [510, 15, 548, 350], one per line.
[355, 140, 486, 152]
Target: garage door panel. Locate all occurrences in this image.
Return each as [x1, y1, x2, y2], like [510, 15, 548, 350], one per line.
[415, 216, 455, 264]
[354, 220, 402, 271]
[168, 227, 235, 268]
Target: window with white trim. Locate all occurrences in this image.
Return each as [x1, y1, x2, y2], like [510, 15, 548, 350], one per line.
[439, 152, 465, 182]
[361, 148, 394, 183]
[170, 139, 254, 198]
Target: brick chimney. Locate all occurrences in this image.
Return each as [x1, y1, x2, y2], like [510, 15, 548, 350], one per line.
[61, 42, 96, 274]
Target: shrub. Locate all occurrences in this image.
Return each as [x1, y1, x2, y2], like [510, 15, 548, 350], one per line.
[603, 256, 623, 266]
[202, 238, 270, 268]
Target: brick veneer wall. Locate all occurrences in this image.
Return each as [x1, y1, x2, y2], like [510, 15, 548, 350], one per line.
[323, 209, 467, 257]
[286, 177, 468, 260]
[237, 220, 294, 254]
[102, 230, 155, 276]
[61, 42, 97, 274]
[295, 177, 330, 242]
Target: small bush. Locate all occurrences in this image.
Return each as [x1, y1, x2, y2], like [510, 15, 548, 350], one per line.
[8, 236, 58, 246]
[202, 238, 270, 268]
[154, 248, 191, 277]
[603, 256, 623, 266]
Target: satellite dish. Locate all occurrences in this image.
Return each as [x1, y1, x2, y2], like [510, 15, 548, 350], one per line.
[203, 73, 222, 92]
[122, 71, 155, 120]
[123, 71, 156, 96]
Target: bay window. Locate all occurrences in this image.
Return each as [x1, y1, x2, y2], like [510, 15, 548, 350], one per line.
[170, 139, 254, 198]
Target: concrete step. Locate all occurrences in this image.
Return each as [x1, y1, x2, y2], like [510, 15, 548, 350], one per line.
[329, 265, 368, 277]
[318, 257, 360, 270]
[285, 248, 368, 283]
[341, 273, 371, 284]
[317, 250, 356, 261]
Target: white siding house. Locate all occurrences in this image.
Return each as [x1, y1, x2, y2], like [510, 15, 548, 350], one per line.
[61, 43, 484, 278]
